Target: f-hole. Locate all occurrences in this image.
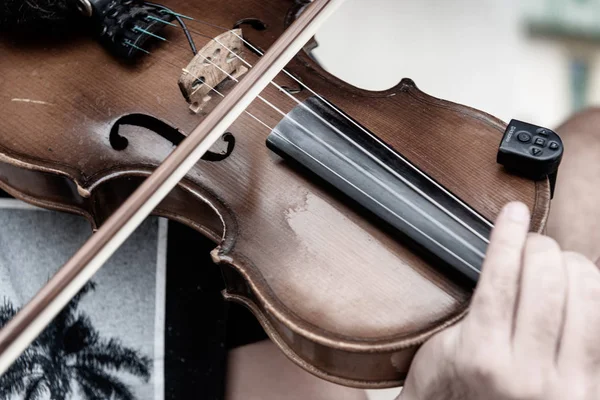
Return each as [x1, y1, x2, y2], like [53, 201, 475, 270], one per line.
[109, 113, 235, 162]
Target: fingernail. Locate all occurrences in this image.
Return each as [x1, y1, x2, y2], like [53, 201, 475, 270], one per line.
[503, 202, 530, 222]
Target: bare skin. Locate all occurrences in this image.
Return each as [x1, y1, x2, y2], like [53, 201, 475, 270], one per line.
[227, 110, 600, 400]
[399, 202, 600, 400]
[399, 109, 600, 400]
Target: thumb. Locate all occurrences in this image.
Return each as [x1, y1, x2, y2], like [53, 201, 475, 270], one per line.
[398, 323, 462, 400]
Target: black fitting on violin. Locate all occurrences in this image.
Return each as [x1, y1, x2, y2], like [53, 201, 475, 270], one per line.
[83, 0, 174, 59]
[497, 119, 564, 198]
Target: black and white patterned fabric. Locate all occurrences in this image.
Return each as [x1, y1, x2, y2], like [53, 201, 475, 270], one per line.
[0, 189, 266, 400]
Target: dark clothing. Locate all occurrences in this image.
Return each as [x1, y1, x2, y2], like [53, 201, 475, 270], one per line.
[0, 189, 266, 400]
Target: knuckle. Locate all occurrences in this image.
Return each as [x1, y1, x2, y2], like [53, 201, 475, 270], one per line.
[494, 368, 549, 400]
[586, 341, 600, 370]
[471, 280, 515, 321]
[437, 324, 461, 358]
[456, 351, 554, 400]
[535, 263, 566, 294]
[564, 251, 596, 269]
[490, 234, 518, 252]
[460, 349, 504, 386]
[490, 274, 518, 300]
[553, 386, 586, 400]
[457, 347, 554, 400]
[559, 376, 588, 400]
[526, 234, 560, 253]
[502, 381, 544, 400]
[521, 236, 565, 297]
[528, 315, 563, 345]
[525, 239, 561, 269]
[583, 280, 600, 303]
[469, 291, 495, 320]
[489, 223, 524, 248]
[564, 252, 600, 288]
[580, 275, 600, 304]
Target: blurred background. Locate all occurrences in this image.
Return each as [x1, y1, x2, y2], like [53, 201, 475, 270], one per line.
[313, 0, 600, 130]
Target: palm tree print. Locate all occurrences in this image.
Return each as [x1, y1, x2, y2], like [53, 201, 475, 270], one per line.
[0, 282, 152, 400]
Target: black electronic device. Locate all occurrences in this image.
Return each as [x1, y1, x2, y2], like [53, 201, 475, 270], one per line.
[497, 119, 563, 198]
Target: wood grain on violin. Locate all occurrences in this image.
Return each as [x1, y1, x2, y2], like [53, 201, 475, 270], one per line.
[0, 0, 550, 387]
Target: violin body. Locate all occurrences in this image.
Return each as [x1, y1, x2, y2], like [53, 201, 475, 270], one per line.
[0, 0, 549, 387]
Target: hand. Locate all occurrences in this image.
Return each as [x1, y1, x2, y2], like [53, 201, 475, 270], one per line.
[399, 202, 600, 400]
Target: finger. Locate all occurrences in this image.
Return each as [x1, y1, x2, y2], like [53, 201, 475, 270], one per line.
[558, 252, 600, 373]
[469, 202, 530, 335]
[397, 324, 462, 400]
[513, 234, 566, 366]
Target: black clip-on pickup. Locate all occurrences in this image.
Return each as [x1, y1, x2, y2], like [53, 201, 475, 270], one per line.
[497, 119, 564, 198]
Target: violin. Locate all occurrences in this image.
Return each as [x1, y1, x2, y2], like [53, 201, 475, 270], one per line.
[0, 0, 551, 388]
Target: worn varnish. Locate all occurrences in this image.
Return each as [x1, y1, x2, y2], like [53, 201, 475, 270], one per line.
[0, 0, 550, 387]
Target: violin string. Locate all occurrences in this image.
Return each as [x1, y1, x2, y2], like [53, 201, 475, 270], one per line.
[137, 49, 276, 132]
[132, 38, 291, 131]
[169, 45, 489, 251]
[143, 2, 197, 54]
[128, 17, 493, 253]
[139, 20, 491, 244]
[130, 42, 485, 271]
[131, 23, 491, 246]
[206, 40, 490, 245]
[125, 39, 490, 271]
[158, 11, 495, 230]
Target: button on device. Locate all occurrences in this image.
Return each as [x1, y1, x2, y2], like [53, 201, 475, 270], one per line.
[537, 128, 551, 136]
[499, 119, 563, 199]
[531, 147, 543, 156]
[517, 132, 531, 143]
